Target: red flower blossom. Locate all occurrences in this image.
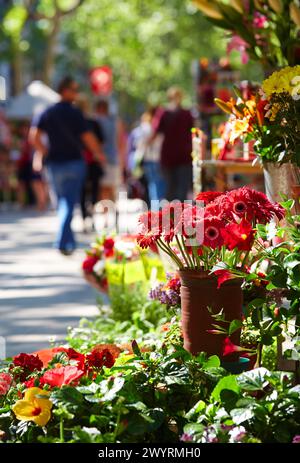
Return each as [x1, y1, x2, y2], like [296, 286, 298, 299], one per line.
[165, 277, 181, 292]
[86, 349, 115, 369]
[91, 344, 121, 360]
[13, 353, 43, 373]
[137, 230, 161, 249]
[201, 216, 225, 248]
[175, 205, 205, 243]
[195, 191, 223, 205]
[221, 187, 285, 224]
[161, 202, 187, 241]
[103, 238, 115, 257]
[138, 211, 162, 233]
[221, 219, 255, 251]
[0, 373, 12, 395]
[223, 337, 244, 356]
[214, 269, 236, 288]
[64, 348, 86, 371]
[137, 211, 162, 248]
[82, 255, 99, 273]
[24, 377, 40, 388]
[40, 365, 84, 388]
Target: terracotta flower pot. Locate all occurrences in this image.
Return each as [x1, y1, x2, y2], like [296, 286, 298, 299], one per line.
[83, 272, 108, 293]
[179, 270, 243, 360]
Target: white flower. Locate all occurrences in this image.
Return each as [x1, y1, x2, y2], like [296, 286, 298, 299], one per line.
[93, 259, 105, 275]
[229, 426, 247, 442]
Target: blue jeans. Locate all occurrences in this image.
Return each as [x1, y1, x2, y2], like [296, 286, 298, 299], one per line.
[162, 163, 193, 202]
[143, 161, 166, 204]
[47, 160, 86, 251]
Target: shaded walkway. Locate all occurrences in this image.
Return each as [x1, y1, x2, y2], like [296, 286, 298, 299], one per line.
[0, 210, 99, 357]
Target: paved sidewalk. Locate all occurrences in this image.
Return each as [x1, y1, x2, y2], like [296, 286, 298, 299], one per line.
[0, 209, 99, 357]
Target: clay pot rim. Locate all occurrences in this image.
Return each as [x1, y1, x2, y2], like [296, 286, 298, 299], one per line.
[178, 269, 242, 287]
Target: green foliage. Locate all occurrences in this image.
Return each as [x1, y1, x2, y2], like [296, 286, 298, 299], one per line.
[61, 0, 225, 111]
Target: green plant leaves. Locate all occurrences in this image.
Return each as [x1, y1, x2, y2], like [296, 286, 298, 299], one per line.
[237, 368, 270, 391]
[100, 377, 125, 402]
[161, 360, 190, 386]
[211, 375, 240, 402]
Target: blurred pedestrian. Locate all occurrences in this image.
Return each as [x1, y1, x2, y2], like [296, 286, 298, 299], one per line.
[76, 94, 104, 231]
[132, 110, 165, 204]
[152, 87, 194, 202]
[94, 99, 121, 201]
[30, 76, 106, 255]
[17, 122, 48, 211]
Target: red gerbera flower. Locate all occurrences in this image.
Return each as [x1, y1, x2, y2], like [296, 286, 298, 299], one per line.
[137, 211, 162, 233]
[103, 237, 115, 257]
[176, 204, 205, 243]
[137, 230, 160, 249]
[82, 255, 99, 273]
[137, 211, 162, 248]
[221, 219, 255, 251]
[204, 194, 224, 218]
[201, 216, 225, 248]
[195, 191, 223, 205]
[162, 202, 191, 241]
[221, 187, 285, 224]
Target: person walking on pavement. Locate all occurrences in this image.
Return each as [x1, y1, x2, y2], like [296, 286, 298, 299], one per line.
[30, 76, 106, 255]
[76, 94, 105, 231]
[152, 87, 194, 202]
[94, 99, 121, 202]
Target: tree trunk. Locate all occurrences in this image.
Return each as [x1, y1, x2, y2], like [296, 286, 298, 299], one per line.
[42, 16, 60, 86]
[11, 42, 23, 96]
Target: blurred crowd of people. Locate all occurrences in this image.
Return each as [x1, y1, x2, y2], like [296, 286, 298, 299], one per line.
[0, 77, 194, 253]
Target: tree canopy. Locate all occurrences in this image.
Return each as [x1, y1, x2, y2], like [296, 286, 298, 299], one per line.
[1, 0, 226, 112]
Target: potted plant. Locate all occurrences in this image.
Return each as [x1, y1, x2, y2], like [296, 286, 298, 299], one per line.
[215, 66, 300, 203]
[194, 0, 300, 71]
[136, 188, 284, 358]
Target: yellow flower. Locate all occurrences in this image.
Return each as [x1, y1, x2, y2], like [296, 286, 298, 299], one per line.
[12, 387, 52, 427]
[193, 0, 223, 20]
[262, 66, 300, 96]
[229, 117, 251, 144]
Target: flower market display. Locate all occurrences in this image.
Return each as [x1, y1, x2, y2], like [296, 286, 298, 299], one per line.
[215, 65, 300, 203]
[1, 196, 300, 443]
[136, 187, 285, 358]
[194, 0, 300, 70]
[215, 66, 300, 166]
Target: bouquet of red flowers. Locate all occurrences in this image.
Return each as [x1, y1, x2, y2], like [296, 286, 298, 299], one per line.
[137, 187, 284, 287]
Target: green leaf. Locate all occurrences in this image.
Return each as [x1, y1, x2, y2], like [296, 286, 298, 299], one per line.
[211, 375, 240, 402]
[100, 377, 125, 401]
[203, 355, 221, 369]
[162, 360, 190, 385]
[237, 367, 270, 391]
[185, 400, 206, 420]
[3, 5, 27, 38]
[183, 423, 204, 438]
[230, 406, 256, 425]
[51, 386, 84, 413]
[229, 319, 243, 336]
